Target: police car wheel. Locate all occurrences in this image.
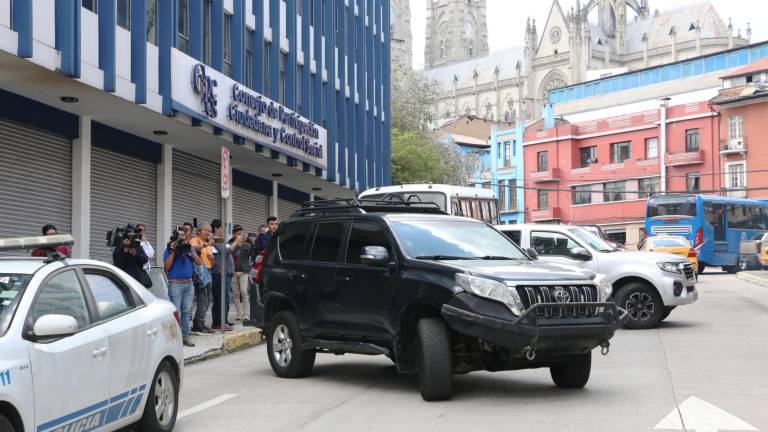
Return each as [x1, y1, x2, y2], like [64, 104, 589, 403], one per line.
[137, 361, 179, 432]
[0, 414, 14, 432]
[266, 311, 316, 378]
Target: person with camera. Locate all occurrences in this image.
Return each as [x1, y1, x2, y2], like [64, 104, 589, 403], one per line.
[163, 224, 202, 347]
[189, 223, 215, 335]
[136, 223, 155, 277]
[113, 225, 150, 287]
[230, 225, 252, 322]
[210, 219, 243, 332]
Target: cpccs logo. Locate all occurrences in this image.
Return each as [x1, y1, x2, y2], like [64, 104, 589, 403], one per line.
[192, 63, 218, 118]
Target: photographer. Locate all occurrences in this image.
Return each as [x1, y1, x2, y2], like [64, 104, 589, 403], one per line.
[164, 224, 202, 347]
[136, 223, 155, 276]
[112, 225, 149, 286]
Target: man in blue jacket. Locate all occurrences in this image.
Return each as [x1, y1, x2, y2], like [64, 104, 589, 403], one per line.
[256, 216, 278, 252]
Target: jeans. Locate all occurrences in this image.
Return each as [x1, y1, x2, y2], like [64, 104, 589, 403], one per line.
[192, 282, 211, 330]
[168, 281, 194, 337]
[231, 272, 250, 320]
[211, 273, 232, 328]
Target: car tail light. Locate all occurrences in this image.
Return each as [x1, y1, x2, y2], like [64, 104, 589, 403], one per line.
[250, 250, 267, 284]
[688, 247, 697, 258]
[693, 227, 704, 250]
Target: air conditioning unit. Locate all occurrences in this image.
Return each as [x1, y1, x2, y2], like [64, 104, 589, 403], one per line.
[729, 138, 744, 150]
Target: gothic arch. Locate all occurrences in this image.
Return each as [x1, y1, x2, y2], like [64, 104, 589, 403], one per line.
[538, 69, 568, 102]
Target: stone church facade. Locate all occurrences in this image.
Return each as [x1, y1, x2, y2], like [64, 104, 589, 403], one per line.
[419, 0, 751, 122]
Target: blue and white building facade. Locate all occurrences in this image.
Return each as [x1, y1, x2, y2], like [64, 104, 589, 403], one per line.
[483, 123, 524, 225]
[0, 0, 390, 262]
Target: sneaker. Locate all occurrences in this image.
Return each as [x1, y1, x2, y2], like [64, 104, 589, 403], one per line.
[190, 326, 205, 335]
[201, 326, 216, 334]
[183, 337, 196, 347]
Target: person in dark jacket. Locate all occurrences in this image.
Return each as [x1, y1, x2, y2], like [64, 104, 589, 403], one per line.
[255, 216, 278, 252]
[113, 229, 149, 284]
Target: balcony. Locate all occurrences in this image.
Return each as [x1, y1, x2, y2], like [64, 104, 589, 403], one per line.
[665, 150, 704, 167]
[530, 207, 561, 222]
[499, 203, 520, 214]
[720, 137, 747, 155]
[530, 168, 561, 183]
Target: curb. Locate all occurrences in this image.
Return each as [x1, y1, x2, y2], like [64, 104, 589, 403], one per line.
[184, 328, 264, 365]
[737, 272, 768, 289]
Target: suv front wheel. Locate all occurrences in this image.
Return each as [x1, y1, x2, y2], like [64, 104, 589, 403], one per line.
[417, 318, 453, 401]
[550, 352, 591, 388]
[267, 311, 316, 378]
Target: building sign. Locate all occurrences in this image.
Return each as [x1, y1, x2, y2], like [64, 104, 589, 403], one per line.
[172, 49, 327, 170]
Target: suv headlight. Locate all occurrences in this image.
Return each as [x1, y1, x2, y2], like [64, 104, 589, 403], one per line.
[593, 274, 613, 301]
[456, 273, 524, 315]
[657, 262, 683, 274]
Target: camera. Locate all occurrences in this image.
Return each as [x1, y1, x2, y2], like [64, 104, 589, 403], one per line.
[106, 226, 141, 249]
[168, 226, 192, 254]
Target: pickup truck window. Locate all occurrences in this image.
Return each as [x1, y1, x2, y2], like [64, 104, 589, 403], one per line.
[531, 231, 582, 259]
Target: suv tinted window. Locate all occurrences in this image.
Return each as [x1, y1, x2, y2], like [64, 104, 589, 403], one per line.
[346, 222, 391, 264]
[279, 223, 312, 261]
[309, 222, 346, 262]
[85, 273, 134, 320]
[503, 230, 521, 246]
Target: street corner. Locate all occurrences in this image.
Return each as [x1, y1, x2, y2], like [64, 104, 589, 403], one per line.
[223, 327, 264, 353]
[184, 327, 264, 365]
[737, 271, 768, 289]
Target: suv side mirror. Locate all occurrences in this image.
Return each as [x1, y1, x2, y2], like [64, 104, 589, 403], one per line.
[570, 247, 592, 261]
[33, 314, 78, 338]
[361, 246, 389, 266]
[525, 247, 539, 260]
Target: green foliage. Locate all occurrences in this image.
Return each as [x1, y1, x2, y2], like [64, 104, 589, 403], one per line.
[391, 129, 445, 184]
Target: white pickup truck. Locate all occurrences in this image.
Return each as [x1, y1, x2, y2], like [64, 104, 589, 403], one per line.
[496, 224, 698, 329]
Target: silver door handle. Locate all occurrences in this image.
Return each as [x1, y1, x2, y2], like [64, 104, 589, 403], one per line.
[91, 348, 108, 358]
[147, 328, 159, 337]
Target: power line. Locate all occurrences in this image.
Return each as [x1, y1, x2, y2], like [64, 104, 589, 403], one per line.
[471, 180, 768, 196]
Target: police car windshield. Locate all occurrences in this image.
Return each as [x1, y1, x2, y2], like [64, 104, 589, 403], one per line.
[0, 274, 31, 337]
[391, 220, 527, 260]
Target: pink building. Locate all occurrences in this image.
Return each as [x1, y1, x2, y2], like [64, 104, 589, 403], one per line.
[523, 101, 721, 247]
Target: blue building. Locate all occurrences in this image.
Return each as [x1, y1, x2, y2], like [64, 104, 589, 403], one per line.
[486, 123, 525, 225]
[0, 0, 390, 261]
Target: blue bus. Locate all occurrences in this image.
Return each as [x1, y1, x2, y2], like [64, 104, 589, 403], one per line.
[645, 194, 768, 274]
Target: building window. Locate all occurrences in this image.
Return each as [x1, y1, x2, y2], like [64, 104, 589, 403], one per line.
[645, 137, 658, 159]
[499, 180, 507, 211]
[638, 177, 659, 199]
[687, 173, 701, 192]
[245, 29, 254, 88]
[82, 0, 97, 12]
[146, 0, 157, 44]
[504, 142, 511, 167]
[604, 181, 626, 202]
[538, 190, 548, 210]
[579, 146, 598, 167]
[685, 129, 700, 152]
[177, 0, 190, 54]
[223, 14, 232, 77]
[610, 142, 631, 164]
[572, 185, 592, 205]
[537, 151, 548, 172]
[117, 0, 130, 29]
[263, 45, 270, 97]
[727, 163, 746, 190]
[279, 53, 287, 104]
[309, 0, 315, 25]
[203, 0, 212, 64]
[509, 180, 517, 209]
[728, 115, 743, 140]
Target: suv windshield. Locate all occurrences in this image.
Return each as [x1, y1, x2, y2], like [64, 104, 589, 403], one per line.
[390, 220, 527, 260]
[0, 274, 31, 337]
[568, 228, 615, 252]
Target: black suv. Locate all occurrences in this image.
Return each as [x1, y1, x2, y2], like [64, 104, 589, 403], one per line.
[255, 200, 625, 401]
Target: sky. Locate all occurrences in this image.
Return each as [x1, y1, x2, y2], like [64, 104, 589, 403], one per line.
[408, 0, 766, 70]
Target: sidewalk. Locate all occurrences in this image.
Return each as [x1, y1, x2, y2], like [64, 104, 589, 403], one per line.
[736, 270, 768, 288]
[183, 324, 264, 364]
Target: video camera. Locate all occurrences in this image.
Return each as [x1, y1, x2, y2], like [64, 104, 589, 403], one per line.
[168, 225, 192, 254]
[106, 225, 141, 249]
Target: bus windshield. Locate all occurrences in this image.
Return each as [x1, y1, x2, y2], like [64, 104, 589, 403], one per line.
[362, 192, 448, 211]
[647, 197, 697, 217]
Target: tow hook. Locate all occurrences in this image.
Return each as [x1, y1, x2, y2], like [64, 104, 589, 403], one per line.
[600, 340, 610, 356]
[524, 345, 536, 361]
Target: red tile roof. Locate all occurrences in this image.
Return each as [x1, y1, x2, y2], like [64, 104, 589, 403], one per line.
[721, 58, 768, 79]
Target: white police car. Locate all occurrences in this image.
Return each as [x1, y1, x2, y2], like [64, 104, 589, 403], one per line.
[0, 235, 183, 432]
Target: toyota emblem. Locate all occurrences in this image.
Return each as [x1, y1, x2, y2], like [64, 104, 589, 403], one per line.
[553, 287, 571, 303]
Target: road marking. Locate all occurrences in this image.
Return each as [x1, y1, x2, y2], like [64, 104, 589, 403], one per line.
[178, 394, 238, 419]
[655, 396, 758, 432]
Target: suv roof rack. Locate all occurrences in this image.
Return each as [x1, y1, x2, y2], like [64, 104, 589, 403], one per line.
[291, 199, 448, 218]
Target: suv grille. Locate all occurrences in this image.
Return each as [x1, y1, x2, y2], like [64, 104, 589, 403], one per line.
[515, 284, 600, 318]
[682, 262, 695, 280]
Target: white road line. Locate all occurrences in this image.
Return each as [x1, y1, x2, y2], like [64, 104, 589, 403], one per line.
[178, 394, 238, 420]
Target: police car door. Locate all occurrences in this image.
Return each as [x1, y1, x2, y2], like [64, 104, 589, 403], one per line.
[25, 269, 110, 432]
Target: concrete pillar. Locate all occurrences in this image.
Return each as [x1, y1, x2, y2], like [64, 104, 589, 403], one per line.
[271, 180, 279, 216]
[156, 144, 173, 265]
[71, 116, 91, 259]
[659, 98, 670, 193]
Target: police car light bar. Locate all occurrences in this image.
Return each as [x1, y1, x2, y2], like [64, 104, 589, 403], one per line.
[0, 234, 75, 252]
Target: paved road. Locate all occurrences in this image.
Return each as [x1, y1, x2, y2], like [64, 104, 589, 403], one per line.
[174, 273, 768, 432]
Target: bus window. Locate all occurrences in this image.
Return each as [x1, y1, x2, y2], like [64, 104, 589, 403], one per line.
[705, 202, 726, 241]
[481, 201, 490, 222]
[452, 199, 461, 216]
[461, 200, 471, 218]
[647, 196, 697, 217]
[489, 200, 499, 224]
[472, 200, 481, 219]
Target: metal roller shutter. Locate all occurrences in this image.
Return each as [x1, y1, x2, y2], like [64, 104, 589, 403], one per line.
[278, 199, 301, 221]
[89, 147, 157, 262]
[233, 186, 269, 234]
[172, 150, 221, 229]
[0, 118, 72, 244]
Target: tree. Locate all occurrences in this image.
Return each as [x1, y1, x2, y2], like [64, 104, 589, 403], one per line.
[390, 58, 441, 132]
[391, 129, 445, 184]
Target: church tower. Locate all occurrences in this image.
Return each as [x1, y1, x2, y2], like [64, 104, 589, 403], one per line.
[424, 0, 490, 69]
[390, 0, 413, 68]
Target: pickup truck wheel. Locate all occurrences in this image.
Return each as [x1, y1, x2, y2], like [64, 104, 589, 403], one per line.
[550, 352, 591, 388]
[724, 265, 739, 274]
[267, 311, 315, 378]
[417, 318, 453, 401]
[615, 282, 664, 330]
[0, 414, 14, 432]
[697, 263, 706, 275]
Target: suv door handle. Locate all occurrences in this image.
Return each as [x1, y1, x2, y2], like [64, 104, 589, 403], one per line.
[335, 276, 351, 283]
[92, 347, 108, 359]
[291, 273, 308, 281]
